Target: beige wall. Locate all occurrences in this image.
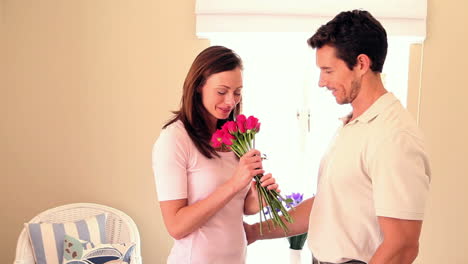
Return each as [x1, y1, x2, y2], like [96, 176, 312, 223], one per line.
[407, 44, 423, 118]
[2, 0, 207, 263]
[0, 1, 3, 158]
[3, 0, 468, 263]
[416, 0, 468, 262]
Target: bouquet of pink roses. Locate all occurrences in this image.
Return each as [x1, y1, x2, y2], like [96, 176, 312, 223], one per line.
[211, 114, 294, 235]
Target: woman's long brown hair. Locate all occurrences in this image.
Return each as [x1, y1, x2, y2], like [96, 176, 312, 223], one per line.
[163, 46, 243, 159]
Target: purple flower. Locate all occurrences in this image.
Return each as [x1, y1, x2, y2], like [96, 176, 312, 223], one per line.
[264, 192, 304, 214]
[264, 206, 281, 215]
[285, 192, 304, 208]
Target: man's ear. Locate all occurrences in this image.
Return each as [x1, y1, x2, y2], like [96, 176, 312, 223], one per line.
[356, 54, 371, 74]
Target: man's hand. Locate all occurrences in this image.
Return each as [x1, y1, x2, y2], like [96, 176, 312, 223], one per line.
[243, 197, 314, 246]
[244, 222, 259, 245]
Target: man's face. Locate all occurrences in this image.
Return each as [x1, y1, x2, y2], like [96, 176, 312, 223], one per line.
[316, 45, 361, 105]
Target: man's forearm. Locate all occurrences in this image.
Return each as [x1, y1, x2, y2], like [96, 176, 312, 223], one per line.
[255, 197, 314, 240]
[370, 217, 422, 264]
[369, 241, 419, 264]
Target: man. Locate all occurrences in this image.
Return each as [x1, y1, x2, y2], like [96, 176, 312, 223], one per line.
[245, 10, 431, 264]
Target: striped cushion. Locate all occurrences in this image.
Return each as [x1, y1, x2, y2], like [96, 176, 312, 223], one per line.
[25, 213, 107, 264]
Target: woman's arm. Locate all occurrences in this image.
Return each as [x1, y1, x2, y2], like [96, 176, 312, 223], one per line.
[243, 173, 279, 215]
[160, 149, 264, 240]
[160, 182, 238, 240]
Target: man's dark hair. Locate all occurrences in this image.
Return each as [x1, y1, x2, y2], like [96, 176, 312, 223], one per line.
[308, 10, 388, 72]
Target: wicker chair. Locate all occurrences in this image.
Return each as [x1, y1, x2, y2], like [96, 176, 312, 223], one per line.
[13, 203, 142, 264]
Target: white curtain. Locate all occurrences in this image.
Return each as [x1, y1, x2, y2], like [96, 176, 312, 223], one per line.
[196, 0, 427, 41]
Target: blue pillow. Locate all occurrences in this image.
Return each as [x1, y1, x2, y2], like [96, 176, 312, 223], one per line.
[25, 213, 107, 264]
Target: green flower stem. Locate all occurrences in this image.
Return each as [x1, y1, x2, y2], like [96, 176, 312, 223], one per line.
[230, 145, 243, 157]
[256, 185, 264, 236]
[228, 135, 294, 236]
[257, 180, 272, 231]
[237, 137, 249, 154]
[242, 135, 251, 151]
[253, 174, 293, 236]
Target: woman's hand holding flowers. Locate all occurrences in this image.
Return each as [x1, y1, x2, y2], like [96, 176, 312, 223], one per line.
[230, 149, 265, 193]
[211, 115, 294, 235]
[258, 173, 279, 192]
[250, 173, 280, 208]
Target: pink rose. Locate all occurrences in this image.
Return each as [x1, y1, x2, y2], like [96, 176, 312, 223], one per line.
[226, 121, 238, 134]
[246, 116, 259, 131]
[222, 132, 235, 146]
[211, 130, 224, 148]
[236, 114, 247, 133]
[221, 123, 230, 134]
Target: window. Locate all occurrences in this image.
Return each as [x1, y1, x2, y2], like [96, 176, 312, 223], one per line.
[209, 32, 415, 263]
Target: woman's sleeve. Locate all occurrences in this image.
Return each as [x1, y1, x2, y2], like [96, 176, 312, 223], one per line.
[152, 125, 190, 201]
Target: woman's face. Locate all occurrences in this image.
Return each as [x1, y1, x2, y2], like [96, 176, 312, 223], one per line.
[200, 67, 243, 129]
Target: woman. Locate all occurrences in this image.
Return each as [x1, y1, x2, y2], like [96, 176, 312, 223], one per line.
[152, 46, 278, 263]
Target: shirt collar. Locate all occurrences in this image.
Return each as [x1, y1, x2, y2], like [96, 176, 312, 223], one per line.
[341, 92, 398, 125]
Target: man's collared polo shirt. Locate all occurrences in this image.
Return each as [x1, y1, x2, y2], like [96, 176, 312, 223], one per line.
[308, 93, 431, 263]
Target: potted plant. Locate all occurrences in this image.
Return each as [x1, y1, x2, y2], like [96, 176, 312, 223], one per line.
[285, 193, 307, 264]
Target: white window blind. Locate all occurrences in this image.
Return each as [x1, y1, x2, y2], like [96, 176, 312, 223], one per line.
[196, 0, 427, 41]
